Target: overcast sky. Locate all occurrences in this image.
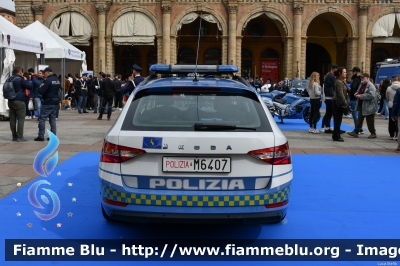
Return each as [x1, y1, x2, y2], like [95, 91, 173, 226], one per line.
[0, 0, 15, 12]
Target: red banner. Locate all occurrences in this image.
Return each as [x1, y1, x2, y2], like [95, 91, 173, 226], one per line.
[261, 60, 279, 83]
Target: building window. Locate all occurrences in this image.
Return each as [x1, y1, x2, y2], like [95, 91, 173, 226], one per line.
[204, 48, 221, 64]
[241, 48, 253, 78]
[178, 48, 196, 64]
[249, 23, 266, 37]
[241, 48, 252, 58]
[148, 47, 157, 67]
[193, 23, 210, 36]
[261, 48, 279, 58]
[373, 48, 389, 60]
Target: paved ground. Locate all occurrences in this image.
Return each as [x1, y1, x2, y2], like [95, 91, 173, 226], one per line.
[0, 108, 398, 199]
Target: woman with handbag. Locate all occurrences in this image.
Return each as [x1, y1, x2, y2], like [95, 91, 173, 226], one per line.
[332, 67, 348, 142]
[307, 72, 322, 133]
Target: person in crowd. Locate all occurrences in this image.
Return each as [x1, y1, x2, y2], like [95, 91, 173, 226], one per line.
[75, 74, 88, 114]
[307, 72, 322, 134]
[98, 72, 107, 112]
[113, 74, 123, 110]
[391, 87, 400, 152]
[347, 73, 378, 139]
[92, 74, 101, 113]
[378, 78, 391, 119]
[387, 76, 399, 140]
[261, 79, 271, 92]
[377, 79, 384, 114]
[34, 67, 60, 141]
[67, 73, 73, 85]
[120, 64, 145, 96]
[7, 66, 33, 141]
[23, 72, 32, 119]
[349, 67, 362, 131]
[86, 75, 95, 110]
[332, 67, 348, 142]
[97, 74, 116, 121]
[32, 70, 44, 119]
[321, 64, 338, 133]
[64, 75, 71, 100]
[28, 68, 36, 80]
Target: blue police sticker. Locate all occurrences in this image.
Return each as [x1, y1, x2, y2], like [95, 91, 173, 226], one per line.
[143, 137, 162, 149]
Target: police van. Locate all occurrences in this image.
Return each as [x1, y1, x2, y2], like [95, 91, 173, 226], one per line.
[98, 65, 293, 224]
[375, 58, 400, 85]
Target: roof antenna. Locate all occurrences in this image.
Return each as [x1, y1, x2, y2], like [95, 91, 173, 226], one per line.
[193, 12, 203, 82]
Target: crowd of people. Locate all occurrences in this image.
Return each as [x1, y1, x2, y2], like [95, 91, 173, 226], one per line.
[5, 63, 400, 152]
[305, 64, 399, 152]
[5, 64, 144, 141]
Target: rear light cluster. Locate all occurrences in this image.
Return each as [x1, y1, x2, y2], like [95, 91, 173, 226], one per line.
[248, 142, 291, 165]
[100, 140, 146, 163]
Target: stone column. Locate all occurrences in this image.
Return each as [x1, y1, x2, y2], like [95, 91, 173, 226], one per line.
[222, 36, 228, 65]
[228, 5, 238, 65]
[96, 3, 109, 73]
[357, 6, 369, 70]
[283, 37, 293, 78]
[161, 4, 172, 64]
[31, 4, 44, 23]
[236, 36, 242, 75]
[301, 37, 307, 78]
[170, 36, 177, 64]
[292, 4, 303, 78]
[92, 37, 99, 73]
[365, 37, 373, 74]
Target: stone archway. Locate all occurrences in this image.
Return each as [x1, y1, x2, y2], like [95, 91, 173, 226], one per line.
[170, 7, 227, 65]
[106, 7, 162, 76]
[304, 9, 356, 78]
[44, 6, 98, 37]
[236, 7, 292, 78]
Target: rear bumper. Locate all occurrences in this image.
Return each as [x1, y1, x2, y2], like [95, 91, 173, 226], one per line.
[100, 180, 291, 224]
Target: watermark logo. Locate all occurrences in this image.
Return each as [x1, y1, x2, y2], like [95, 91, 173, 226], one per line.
[28, 130, 61, 221]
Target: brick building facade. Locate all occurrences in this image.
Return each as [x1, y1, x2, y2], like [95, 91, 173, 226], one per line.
[13, 0, 400, 80]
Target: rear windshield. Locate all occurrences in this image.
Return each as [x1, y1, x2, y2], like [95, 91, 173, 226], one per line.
[121, 92, 272, 132]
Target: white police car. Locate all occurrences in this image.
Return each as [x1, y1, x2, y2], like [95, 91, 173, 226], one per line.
[99, 65, 293, 224]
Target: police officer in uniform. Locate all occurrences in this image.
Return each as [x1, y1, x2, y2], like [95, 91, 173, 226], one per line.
[121, 64, 145, 96]
[97, 74, 116, 121]
[34, 67, 61, 141]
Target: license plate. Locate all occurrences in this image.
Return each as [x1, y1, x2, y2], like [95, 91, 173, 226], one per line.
[163, 157, 231, 173]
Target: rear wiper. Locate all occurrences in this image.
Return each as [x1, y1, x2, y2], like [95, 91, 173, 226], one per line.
[194, 123, 256, 131]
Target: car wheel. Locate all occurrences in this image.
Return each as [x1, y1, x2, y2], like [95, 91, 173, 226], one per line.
[101, 205, 115, 222]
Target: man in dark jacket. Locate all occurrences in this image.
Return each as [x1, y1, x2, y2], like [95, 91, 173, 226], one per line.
[321, 64, 338, 133]
[391, 88, 400, 152]
[34, 67, 61, 141]
[7, 66, 33, 141]
[97, 74, 116, 120]
[113, 74, 123, 109]
[32, 70, 44, 118]
[120, 64, 145, 97]
[349, 67, 362, 132]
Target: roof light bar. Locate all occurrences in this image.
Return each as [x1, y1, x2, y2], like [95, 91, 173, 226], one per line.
[150, 64, 239, 74]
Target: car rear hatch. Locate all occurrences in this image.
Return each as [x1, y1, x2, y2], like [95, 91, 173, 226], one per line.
[102, 87, 290, 191]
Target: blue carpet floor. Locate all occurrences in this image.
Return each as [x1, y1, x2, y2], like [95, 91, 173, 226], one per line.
[274, 116, 354, 131]
[1, 152, 399, 265]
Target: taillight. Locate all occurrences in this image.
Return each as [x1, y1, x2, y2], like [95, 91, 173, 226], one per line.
[248, 142, 291, 165]
[103, 198, 128, 207]
[100, 140, 146, 163]
[265, 200, 288, 209]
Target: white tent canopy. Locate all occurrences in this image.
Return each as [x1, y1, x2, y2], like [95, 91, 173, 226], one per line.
[372, 13, 400, 37]
[0, 16, 46, 116]
[22, 21, 87, 99]
[0, 16, 45, 54]
[22, 21, 85, 61]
